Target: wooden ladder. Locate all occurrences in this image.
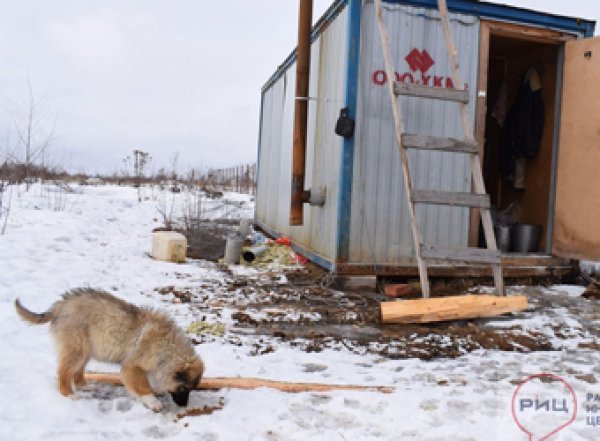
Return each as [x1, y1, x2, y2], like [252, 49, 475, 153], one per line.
[373, 0, 504, 298]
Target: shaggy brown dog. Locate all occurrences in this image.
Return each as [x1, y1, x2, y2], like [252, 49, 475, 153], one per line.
[15, 289, 204, 411]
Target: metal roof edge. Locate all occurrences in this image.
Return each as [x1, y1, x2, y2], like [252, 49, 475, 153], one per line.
[261, 0, 348, 93]
[261, 0, 595, 94]
[384, 0, 595, 37]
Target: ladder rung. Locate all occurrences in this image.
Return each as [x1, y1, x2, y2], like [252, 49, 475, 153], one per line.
[412, 190, 490, 208]
[420, 245, 501, 264]
[402, 134, 478, 154]
[394, 82, 469, 103]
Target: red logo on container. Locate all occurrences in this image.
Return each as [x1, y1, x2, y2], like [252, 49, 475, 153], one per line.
[372, 47, 465, 90]
[405, 48, 434, 73]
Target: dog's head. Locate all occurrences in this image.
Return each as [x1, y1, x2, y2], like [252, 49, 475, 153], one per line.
[168, 358, 204, 407]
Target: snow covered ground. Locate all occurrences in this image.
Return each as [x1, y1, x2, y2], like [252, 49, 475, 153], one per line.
[1, 183, 599, 440]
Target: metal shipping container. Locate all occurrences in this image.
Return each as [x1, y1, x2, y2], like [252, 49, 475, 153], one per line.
[256, 0, 598, 277]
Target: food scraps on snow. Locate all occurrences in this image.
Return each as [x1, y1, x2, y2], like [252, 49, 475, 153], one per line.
[187, 320, 226, 337]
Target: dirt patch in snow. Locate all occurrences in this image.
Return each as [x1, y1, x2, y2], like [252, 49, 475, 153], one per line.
[155, 264, 599, 361]
[175, 397, 225, 419]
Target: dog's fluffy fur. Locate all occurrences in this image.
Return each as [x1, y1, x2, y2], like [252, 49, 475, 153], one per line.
[15, 289, 204, 411]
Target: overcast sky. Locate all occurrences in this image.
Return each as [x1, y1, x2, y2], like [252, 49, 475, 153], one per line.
[0, 1, 597, 175]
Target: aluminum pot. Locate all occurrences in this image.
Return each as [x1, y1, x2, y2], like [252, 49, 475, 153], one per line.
[493, 225, 512, 252]
[512, 224, 542, 253]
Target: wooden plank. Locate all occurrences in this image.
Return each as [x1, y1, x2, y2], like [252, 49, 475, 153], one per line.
[380, 294, 528, 324]
[393, 82, 469, 103]
[334, 262, 577, 278]
[84, 372, 394, 394]
[412, 190, 490, 208]
[402, 134, 478, 153]
[470, 21, 490, 248]
[485, 20, 575, 44]
[374, 0, 430, 298]
[420, 245, 500, 264]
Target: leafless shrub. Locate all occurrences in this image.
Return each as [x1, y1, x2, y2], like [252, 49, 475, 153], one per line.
[40, 181, 72, 212]
[156, 188, 176, 230]
[3, 81, 56, 190]
[181, 187, 203, 232]
[0, 161, 12, 234]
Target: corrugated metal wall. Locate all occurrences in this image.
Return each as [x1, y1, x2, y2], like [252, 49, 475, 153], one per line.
[256, 6, 349, 261]
[349, 1, 480, 264]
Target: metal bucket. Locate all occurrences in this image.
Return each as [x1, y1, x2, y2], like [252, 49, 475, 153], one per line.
[512, 224, 542, 253]
[223, 235, 244, 264]
[493, 226, 512, 252]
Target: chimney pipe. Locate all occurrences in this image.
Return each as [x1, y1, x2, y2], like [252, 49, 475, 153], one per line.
[290, 0, 313, 226]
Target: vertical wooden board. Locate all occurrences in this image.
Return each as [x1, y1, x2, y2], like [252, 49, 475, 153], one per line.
[470, 21, 490, 247]
[554, 36, 600, 260]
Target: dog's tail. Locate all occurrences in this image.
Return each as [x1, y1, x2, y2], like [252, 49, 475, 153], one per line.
[14, 299, 54, 324]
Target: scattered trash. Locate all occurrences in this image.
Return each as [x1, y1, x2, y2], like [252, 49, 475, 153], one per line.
[294, 253, 308, 265]
[187, 321, 226, 337]
[275, 237, 292, 246]
[240, 242, 298, 268]
[251, 232, 266, 244]
[242, 244, 268, 263]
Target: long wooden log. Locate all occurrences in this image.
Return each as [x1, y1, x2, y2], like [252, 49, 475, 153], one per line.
[84, 372, 394, 394]
[380, 294, 528, 324]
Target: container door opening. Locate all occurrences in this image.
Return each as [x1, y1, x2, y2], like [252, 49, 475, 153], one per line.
[479, 31, 560, 255]
[553, 35, 600, 261]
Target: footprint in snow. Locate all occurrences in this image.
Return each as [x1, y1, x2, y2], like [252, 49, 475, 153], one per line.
[301, 363, 328, 373]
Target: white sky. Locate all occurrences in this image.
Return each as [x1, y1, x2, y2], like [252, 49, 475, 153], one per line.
[0, 0, 597, 175]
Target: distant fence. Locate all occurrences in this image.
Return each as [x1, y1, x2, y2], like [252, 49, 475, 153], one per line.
[202, 163, 256, 195]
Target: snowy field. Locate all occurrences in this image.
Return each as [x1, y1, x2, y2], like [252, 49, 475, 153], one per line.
[1, 183, 599, 440]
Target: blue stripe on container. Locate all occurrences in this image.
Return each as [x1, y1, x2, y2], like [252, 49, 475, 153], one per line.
[335, 0, 362, 263]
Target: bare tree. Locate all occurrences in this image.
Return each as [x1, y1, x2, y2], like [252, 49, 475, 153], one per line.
[4, 81, 56, 189]
[0, 159, 12, 234]
[133, 149, 150, 202]
[169, 152, 179, 181]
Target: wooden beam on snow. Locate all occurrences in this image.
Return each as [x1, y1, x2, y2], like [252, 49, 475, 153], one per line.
[84, 372, 394, 394]
[380, 294, 528, 324]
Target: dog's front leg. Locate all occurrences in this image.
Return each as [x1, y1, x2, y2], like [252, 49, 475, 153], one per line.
[121, 364, 162, 412]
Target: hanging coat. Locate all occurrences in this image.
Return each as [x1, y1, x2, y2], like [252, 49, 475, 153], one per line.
[500, 69, 544, 179]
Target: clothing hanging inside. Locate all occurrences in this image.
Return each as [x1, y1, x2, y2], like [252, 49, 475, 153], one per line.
[500, 67, 545, 189]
